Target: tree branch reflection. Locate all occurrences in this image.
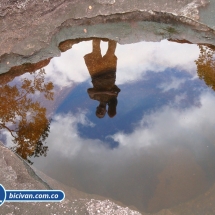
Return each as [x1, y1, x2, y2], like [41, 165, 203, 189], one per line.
[0, 68, 53, 164]
[196, 45, 215, 91]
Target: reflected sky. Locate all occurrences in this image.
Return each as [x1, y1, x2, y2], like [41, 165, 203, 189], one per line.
[1, 39, 215, 213]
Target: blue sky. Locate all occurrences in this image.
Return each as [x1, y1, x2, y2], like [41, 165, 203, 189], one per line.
[55, 66, 209, 148]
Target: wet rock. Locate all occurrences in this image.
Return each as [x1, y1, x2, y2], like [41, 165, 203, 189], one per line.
[0, 58, 51, 85]
[0, 142, 142, 214]
[178, 0, 208, 20]
[86, 199, 141, 215]
[58, 38, 90, 52]
[94, 0, 116, 5]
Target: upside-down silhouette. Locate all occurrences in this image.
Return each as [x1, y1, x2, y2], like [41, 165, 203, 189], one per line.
[84, 39, 120, 118]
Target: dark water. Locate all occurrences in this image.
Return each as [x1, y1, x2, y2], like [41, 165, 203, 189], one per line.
[1, 39, 215, 213]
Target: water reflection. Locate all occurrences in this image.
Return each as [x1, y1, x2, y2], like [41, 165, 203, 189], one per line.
[196, 45, 215, 91]
[0, 68, 54, 164]
[85, 39, 120, 118]
[2, 39, 215, 213]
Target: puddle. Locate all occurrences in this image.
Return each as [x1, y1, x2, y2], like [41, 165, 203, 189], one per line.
[1, 38, 215, 213]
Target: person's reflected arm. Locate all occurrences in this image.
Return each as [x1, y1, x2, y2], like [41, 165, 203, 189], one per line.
[87, 87, 120, 97]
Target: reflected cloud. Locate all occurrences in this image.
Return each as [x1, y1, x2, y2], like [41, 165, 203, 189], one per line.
[44, 41, 92, 87]
[34, 91, 215, 212]
[174, 93, 187, 104]
[158, 77, 186, 92]
[43, 39, 200, 88]
[115, 40, 199, 85]
[2, 38, 215, 213]
[112, 92, 215, 149]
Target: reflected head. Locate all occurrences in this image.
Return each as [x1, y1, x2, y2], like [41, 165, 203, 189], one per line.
[96, 105, 106, 118]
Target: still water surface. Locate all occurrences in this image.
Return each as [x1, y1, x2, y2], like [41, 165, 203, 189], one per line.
[1, 39, 215, 213]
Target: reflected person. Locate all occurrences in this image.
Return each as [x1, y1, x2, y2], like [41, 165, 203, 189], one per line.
[84, 39, 120, 118]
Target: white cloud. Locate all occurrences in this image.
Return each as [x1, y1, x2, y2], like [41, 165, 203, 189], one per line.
[3, 87, 214, 164]
[30, 91, 215, 163]
[26, 91, 215, 210]
[45, 111, 101, 157]
[113, 92, 214, 146]
[44, 41, 92, 87]
[115, 40, 199, 85]
[1, 130, 15, 148]
[158, 77, 186, 92]
[174, 93, 187, 104]
[41, 40, 199, 87]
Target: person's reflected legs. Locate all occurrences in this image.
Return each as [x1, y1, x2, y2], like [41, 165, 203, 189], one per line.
[104, 40, 117, 58]
[107, 97, 117, 118]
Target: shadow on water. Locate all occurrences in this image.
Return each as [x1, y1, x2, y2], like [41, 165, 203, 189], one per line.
[1, 37, 215, 212]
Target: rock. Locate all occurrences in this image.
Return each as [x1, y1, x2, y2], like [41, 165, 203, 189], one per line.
[94, 0, 116, 5]
[0, 142, 142, 214]
[2, 137, 215, 215]
[0, 0, 215, 75]
[0, 58, 51, 85]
